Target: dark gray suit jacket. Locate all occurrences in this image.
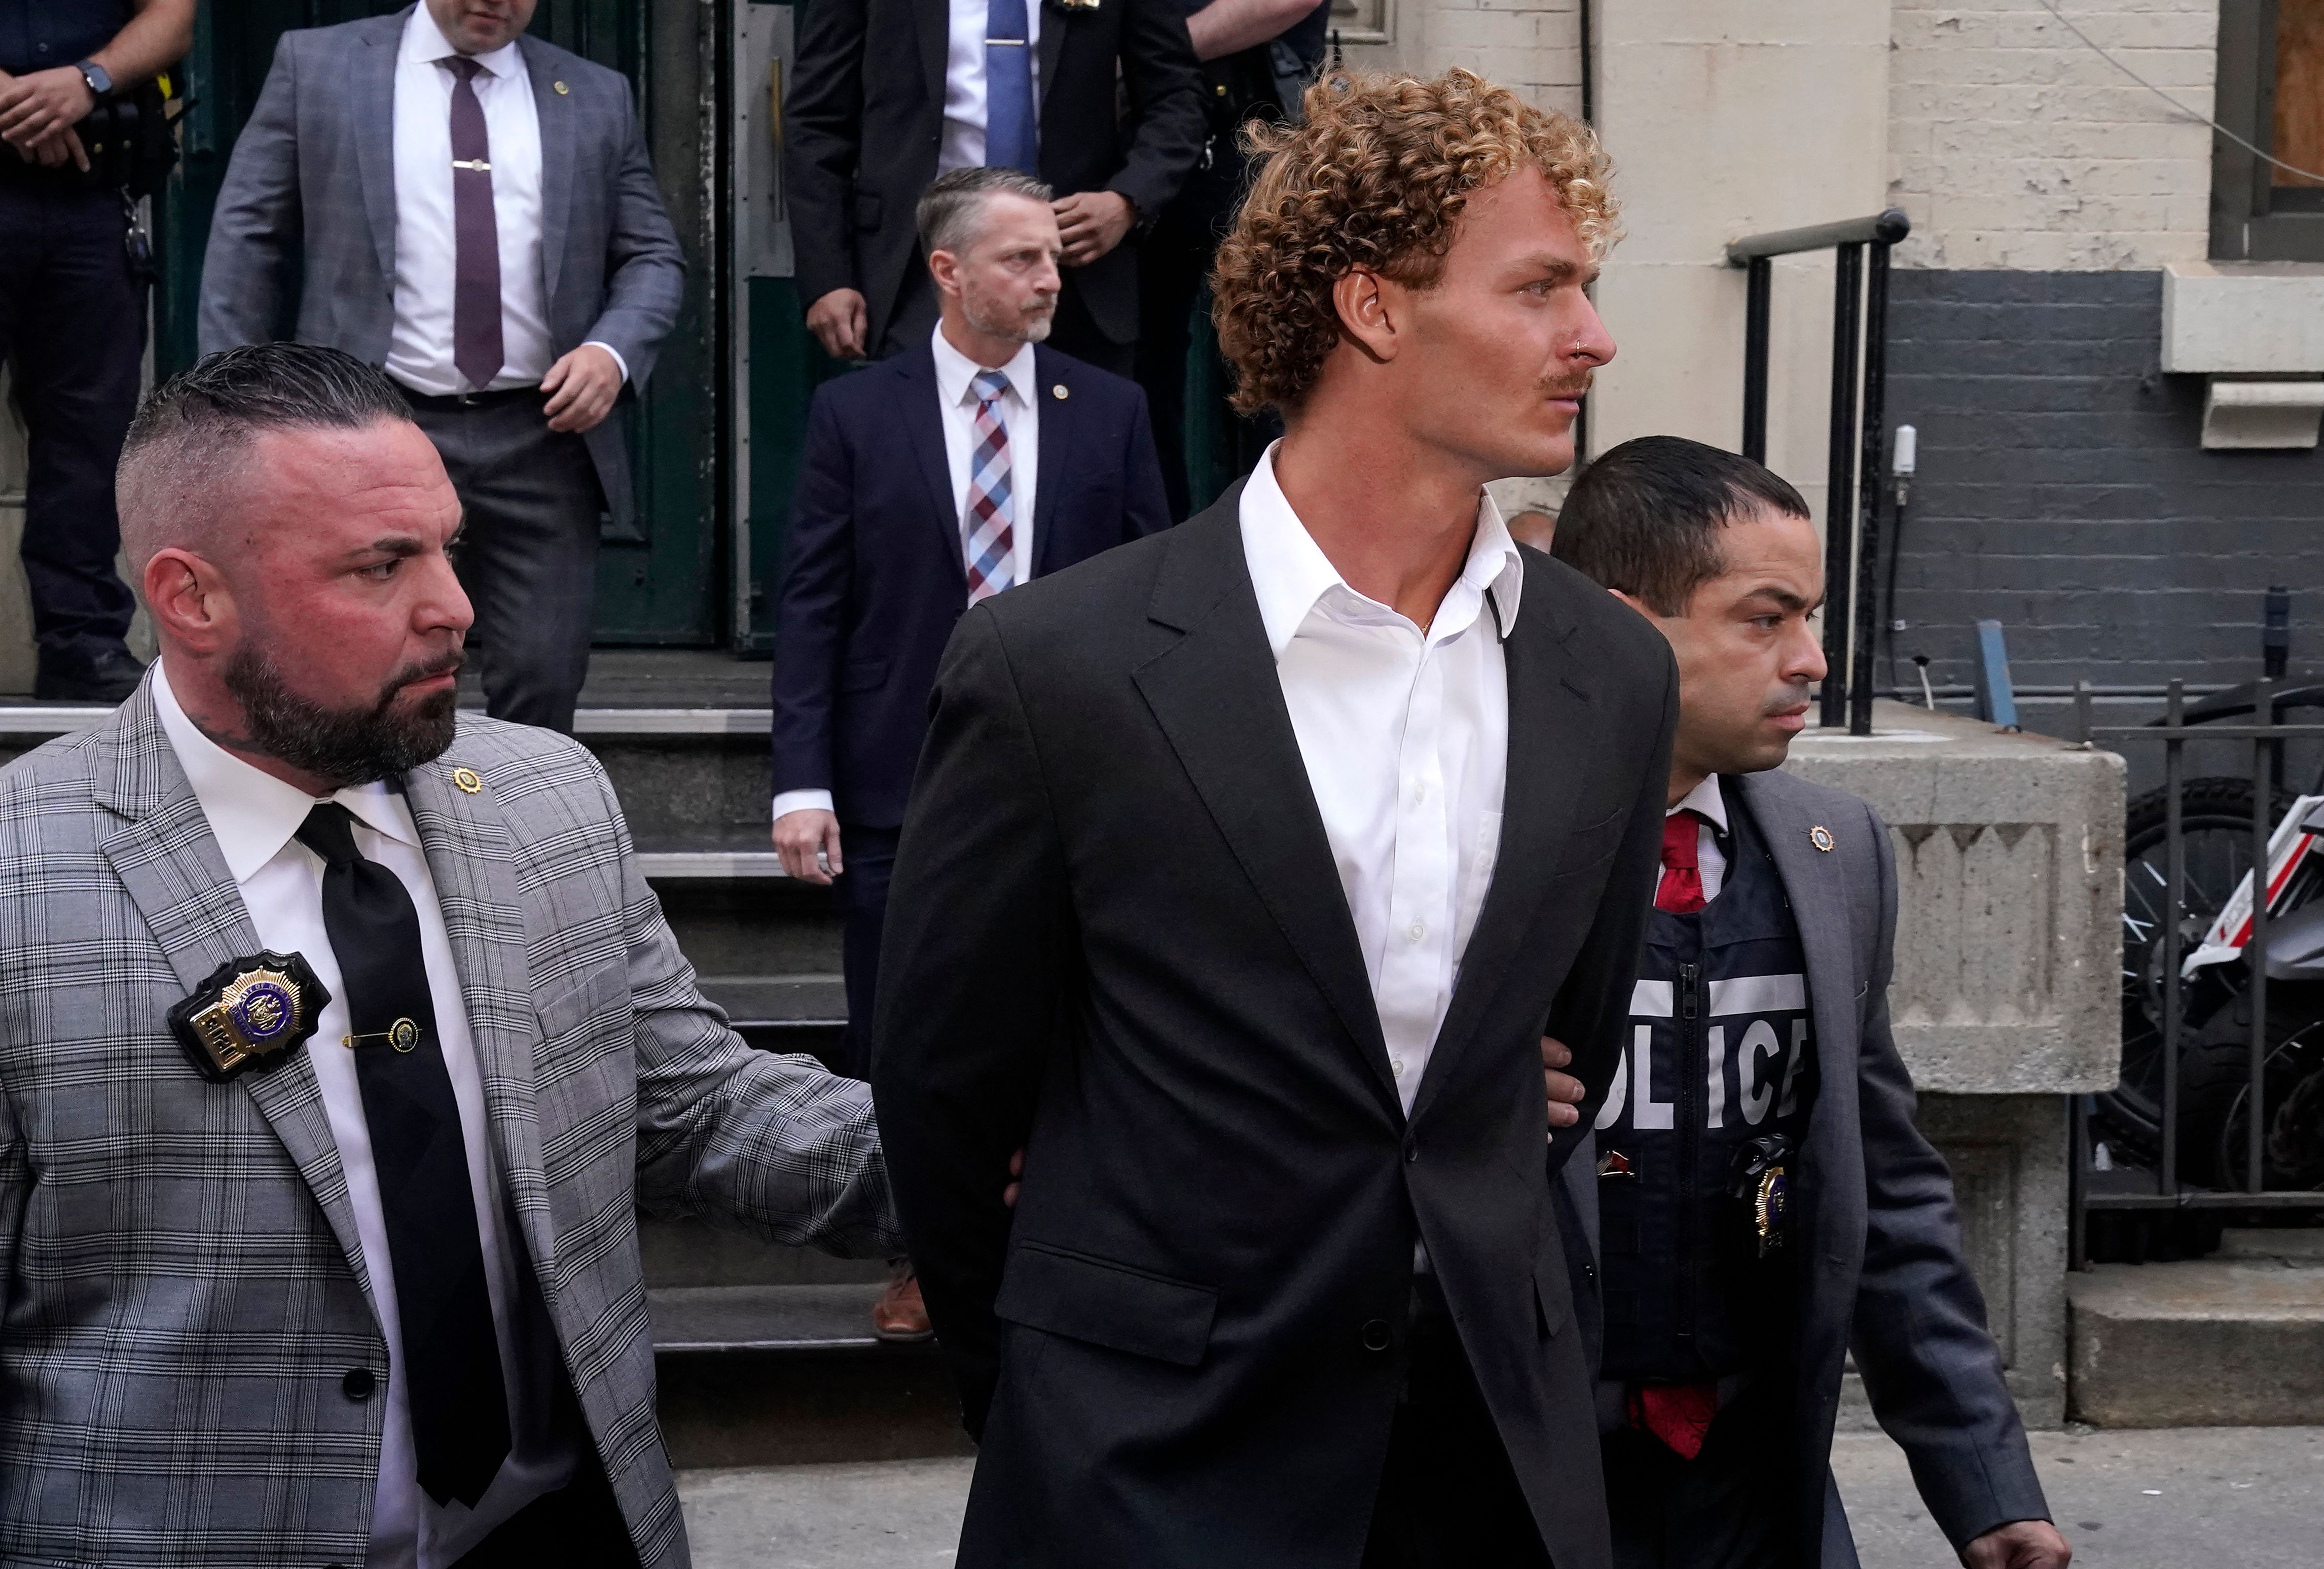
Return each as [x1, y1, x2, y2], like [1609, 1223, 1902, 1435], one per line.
[1559, 766, 2051, 1566]
[197, 6, 686, 526]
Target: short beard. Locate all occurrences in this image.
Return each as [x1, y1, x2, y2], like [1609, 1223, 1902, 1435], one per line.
[220, 643, 463, 790]
[964, 290, 1056, 345]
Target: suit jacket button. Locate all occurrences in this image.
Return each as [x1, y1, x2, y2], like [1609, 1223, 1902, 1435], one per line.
[1361, 1318, 1393, 1352]
[342, 1368, 376, 1401]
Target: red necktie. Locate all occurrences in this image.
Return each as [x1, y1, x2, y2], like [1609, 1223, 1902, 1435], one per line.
[1637, 808, 1717, 1458]
[1656, 810, 1707, 914]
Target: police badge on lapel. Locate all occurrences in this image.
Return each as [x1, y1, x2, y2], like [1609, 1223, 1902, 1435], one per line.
[168, 951, 330, 1083]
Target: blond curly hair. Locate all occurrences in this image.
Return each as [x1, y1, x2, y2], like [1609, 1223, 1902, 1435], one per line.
[1211, 68, 1618, 417]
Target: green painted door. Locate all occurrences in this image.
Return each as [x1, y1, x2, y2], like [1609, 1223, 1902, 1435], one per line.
[153, 0, 723, 646]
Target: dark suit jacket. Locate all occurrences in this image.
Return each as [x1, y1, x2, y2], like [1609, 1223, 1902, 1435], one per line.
[1559, 767, 2052, 1568]
[784, 0, 1205, 352]
[771, 343, 1171, 828]
[872, 490, 1679, 1569]
[197, 7, 686, 526]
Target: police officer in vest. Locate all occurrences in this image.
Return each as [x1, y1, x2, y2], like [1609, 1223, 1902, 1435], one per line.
[1545, 438, 2073, 1569]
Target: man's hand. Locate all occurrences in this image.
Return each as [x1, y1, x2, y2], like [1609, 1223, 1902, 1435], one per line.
[1054, 191, 1136, 267]
[1962, 1520, 2071, 1569]
[0, 66, 95, 155]
[772, 808, 844, 885]
[1542, 1034, 1585, 1142]
[1003, 1148, 1025, 1208]
[541, 343, 623, 434]
[24, 124, 88, 171]
[806, 287, 870, 361]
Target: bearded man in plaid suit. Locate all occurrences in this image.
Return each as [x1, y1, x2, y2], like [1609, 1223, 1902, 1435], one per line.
[0, 342, 898, 1568]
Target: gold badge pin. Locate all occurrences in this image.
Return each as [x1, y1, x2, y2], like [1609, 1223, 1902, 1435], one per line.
[1051, 384, 1069, 400]
[168, 950, 330, 1082]
[554, 80, 570, 95]
[1809, 825, 1835, 853]
[452, 766, 483, 795]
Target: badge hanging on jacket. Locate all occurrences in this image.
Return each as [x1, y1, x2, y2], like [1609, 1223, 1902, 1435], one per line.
[1728, 1133, 1794, 1257]
[168, 951, 330, 1083]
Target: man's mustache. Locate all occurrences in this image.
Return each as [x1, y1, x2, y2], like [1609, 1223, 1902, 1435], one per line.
[1541, 370, 1595, 400]
[384, 649, 466, 701]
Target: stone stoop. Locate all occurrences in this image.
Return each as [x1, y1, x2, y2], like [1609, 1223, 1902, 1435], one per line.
[2068, 1230, 2324, 1427]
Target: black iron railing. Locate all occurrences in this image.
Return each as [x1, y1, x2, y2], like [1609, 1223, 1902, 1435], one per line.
[1727, 208, 1911, 737]
[2075, 678, 2324, 1267]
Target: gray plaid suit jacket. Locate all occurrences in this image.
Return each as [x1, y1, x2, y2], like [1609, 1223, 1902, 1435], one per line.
[0, 684, 897, 1566]
[196, 5, 686, 528]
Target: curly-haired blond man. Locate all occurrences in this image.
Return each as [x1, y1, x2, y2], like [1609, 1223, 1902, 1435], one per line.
[874, 69, 1677, 1569]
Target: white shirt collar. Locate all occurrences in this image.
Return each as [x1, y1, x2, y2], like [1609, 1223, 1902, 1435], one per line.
[1239, 442, 1524, 661]
[152, 659, 421, 885]
[930, 323, 1037, 415]
[402, 3, 524, 79]
[1668, 772, 1730, 834]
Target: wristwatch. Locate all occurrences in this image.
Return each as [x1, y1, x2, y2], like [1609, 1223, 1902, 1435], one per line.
[74, 61, 113, 100]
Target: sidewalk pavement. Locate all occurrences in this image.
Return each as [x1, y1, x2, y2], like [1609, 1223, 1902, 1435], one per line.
[677, 1425, 2324, 1567]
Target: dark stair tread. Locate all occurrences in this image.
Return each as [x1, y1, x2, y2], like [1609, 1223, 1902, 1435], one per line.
[649, 1282, 931, 1353]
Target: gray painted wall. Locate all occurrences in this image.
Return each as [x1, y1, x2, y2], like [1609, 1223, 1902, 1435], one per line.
[1883, 269, 2324, 708]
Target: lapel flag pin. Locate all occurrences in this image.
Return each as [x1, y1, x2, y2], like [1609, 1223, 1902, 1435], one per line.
[452, 766, 483, 795]
[1809, 825, 1835, 852]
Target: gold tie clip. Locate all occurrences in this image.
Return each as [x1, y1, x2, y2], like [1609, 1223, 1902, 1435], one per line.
[343, 1018, 424, 1053]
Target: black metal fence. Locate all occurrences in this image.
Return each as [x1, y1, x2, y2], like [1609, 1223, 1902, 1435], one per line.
[2074, 678, 2324, 1267]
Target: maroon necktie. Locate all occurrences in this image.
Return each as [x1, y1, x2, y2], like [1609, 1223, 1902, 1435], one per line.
[444, 56, 504, 391]
[1655, 810, 1708, 915]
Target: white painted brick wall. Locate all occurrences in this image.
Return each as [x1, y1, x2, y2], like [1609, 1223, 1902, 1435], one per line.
[1344, 0, 1585, 119]
[1889, 0, 2220, 268]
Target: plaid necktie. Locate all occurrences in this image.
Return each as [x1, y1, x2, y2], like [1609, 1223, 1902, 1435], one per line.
[963, 369, 1016, 602]
[444, 56, 504, 391]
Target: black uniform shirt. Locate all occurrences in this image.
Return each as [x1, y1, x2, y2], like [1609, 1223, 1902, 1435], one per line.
[0, 0, 132, 78]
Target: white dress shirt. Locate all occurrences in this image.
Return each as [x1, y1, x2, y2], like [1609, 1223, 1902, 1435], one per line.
[152, 663, 576, 1569]
[1666, 774, 1731, 904]
[771, 324, 1043, 825]
[1240, 444, 1519, 1116]
[939, 0, 1043, 173]
[385, 6, 626, 396]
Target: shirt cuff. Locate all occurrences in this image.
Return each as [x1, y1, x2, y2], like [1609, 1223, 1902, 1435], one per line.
[772, 788, 836, 824]
[581, 340, 631, 385]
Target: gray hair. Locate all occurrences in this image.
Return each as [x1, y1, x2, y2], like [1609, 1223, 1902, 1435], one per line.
[116, 343, 414, 575]
[917, 166, 1055, 258]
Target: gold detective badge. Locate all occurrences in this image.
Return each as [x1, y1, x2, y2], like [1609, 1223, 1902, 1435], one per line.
[168, 950, 329, 1083]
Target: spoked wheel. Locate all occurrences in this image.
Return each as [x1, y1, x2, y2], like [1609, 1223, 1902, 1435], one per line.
[2185, 989, 2324, 1192]
[2100, 777, 2286, 1167]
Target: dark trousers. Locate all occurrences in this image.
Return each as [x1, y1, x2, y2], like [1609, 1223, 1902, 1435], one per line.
[881, 260, 1135, 378]
[0, 180, 141, 659]
[1361, 1278, 1554, 1569]
[451, 1449, 638, 1568]
[1602, 1379, 1797, 1569]
[406, 389, 606, 733]
[836, 823, 903, 1084]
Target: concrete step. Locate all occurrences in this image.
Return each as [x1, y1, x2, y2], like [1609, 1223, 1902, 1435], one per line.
[2068, 1257, 2324, 1426]
[651, 1282, 896, 1352]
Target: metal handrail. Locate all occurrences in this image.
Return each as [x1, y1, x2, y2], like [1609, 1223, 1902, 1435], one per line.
[1724, 208, 1912, 738]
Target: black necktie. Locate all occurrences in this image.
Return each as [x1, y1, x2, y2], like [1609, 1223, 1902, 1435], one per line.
[296, 802, 510, 1507]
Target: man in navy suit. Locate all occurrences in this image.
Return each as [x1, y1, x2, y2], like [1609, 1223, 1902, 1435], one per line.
[770, 165, 1171, 1336]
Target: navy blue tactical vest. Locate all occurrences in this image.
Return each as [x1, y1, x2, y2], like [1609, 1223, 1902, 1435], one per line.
[1595, 781, 1817, 1384]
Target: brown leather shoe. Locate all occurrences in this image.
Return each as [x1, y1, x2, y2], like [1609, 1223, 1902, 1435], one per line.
[872, 1263, 934, 1342]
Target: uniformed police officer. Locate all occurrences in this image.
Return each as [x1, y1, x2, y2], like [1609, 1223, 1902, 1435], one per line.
[0, 0, 190, 699]
[1548, 437, 2074, 1569]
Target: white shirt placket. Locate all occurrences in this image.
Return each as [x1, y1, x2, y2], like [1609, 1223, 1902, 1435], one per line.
[1380, 620, 1457, 1110]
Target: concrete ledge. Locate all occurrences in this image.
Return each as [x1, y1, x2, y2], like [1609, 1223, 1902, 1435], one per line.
[1783, 701, 2123, 1094]
[2068, 1261, 2324, 1427]
[2162, 261, 2324, 375]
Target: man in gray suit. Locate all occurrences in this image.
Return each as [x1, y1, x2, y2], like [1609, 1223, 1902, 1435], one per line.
[0, 342, 893, 1566]
[1548, 438, 2072, 1569]
[199, 0, 685, 734]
